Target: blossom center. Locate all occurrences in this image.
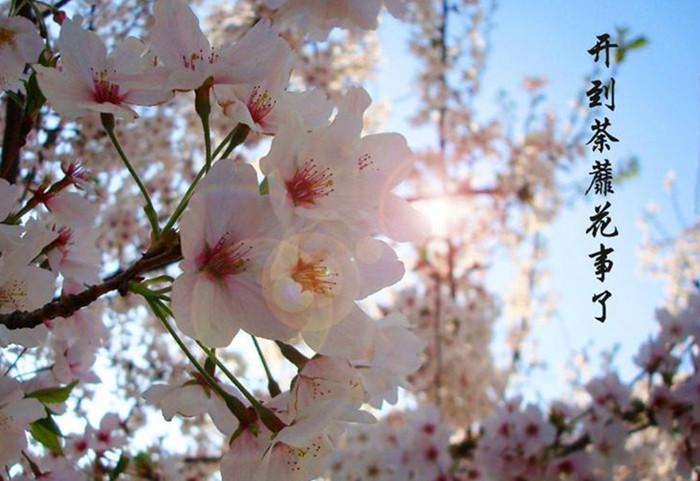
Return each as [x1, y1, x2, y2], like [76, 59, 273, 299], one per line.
[247, 86, 276, 125]
[285, 159, 334, 207]
[0, 27, 15, 47]
[91, 69, 126, 104]
[0, 411, 13, 432]
[0, 280, 27, 312]
[291, 258, 336, 295]
[198, 236, 251, 279]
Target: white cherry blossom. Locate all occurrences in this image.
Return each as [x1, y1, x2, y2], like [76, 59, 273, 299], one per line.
[0, 374, 45, 468]
[150, 0, 291, 92]
[36, 16, 170, 120]
[172, 160, 294, 347]
[0, 15, 43, 91]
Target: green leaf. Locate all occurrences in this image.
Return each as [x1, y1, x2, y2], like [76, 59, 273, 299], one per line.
[27, 381, 78, 404]
[259, 176, 269, 195]
[109, 452, 130, 481]
[30, 416, 63, 455]
[627, 36, 648, 50]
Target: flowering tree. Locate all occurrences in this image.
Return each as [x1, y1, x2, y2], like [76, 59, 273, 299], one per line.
[0, 1, 697, 480]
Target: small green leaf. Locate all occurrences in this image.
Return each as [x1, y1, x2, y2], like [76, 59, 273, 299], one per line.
[27, 381, 78, 404]
[109, 452, 130, 481]
[627, 36, 648, 50]
[30, 417, 63, 455]
[259, 176, 269, 195]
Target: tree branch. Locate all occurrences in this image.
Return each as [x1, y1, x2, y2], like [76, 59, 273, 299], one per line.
[0, 243, 182, 330]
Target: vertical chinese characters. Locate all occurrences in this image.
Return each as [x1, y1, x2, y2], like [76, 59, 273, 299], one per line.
[586, 33, 619, 323]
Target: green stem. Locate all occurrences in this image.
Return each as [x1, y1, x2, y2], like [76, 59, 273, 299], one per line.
[197, 342, 285, 433]
[194, 84, 212, 173]
[161, 123, 250, 234]
[101, 114, 160, 238]
[275, 341, 309, 369]
[218, 124, 250, 160]
[251, 335, 281, 397]
[201, 115, 212, 172]
[141, 295, 253, 425]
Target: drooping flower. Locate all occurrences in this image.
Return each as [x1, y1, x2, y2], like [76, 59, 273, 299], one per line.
[172, 161, 294, 347]
[289, 355, 371, 422]
[35, 15, 170, 120]
[222, 397, 351, 481]
[0, 15, 43, 91]
[143, 380, 239, 436]
[150, 0, 291, 92]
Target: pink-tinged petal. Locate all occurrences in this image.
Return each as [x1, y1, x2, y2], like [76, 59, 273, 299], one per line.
[0, 264, 55, 314]
[199, 160, 260, 192]
[109, 37, 149, 74]
[165, 67, 208, 92]
[3, 397, 44, 427]
[122, 87, 172, 107]
[303, 304, 375, 361]
[150, 0, 210, 69]
[178, 194, 207, 263]
[8, 16, 43, 63]
[231, 277, 295, 341]
[221, 428, 271, 481]
[291, 357, 364, 415]
[57, 16, 108, 86]
[190, 276, 241, 347]
[45, 192, 99, 228]
[0, 324, 48, 348]
[378, 193, 431, 243]
[208, 393, 239, 435]
[216, 18, 291, 85]
[326, 86, 370, 143]
[215, 85, 259, 130]
[75, 99, 138, 120]
[354, 237, 405, 298]
[0, 45, 24, 91]
[170, 271, 200, 340]
[268, 433, 333, 481]
[34, 65, 95, 119]
[0, 179, 19, 220]
[259, 116, 306, 175]
[358, 132, 413, 192]
[269, 88, 334, 133]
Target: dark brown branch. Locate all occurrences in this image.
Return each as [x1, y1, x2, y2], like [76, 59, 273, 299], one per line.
[0, 243, 182, 330]
[1, 4, 35, 184]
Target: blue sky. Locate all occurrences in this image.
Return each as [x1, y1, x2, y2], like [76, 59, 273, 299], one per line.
[369, 1, 700, 398]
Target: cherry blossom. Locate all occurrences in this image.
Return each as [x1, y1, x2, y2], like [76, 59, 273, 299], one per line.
[143, 379, 239, 435]
[35, 16, 170, 120]
[172, 160, 295, 346]
[273, 0, 407, 40]
[261, 86, 428, 241]
[0, 15, 43, 91]
[0, 374, 45, 468]
[262, 231, 360, 331]
[150, 0, 291, 92]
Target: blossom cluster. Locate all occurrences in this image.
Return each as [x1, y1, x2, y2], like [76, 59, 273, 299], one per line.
[0, 0, 425, 479]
